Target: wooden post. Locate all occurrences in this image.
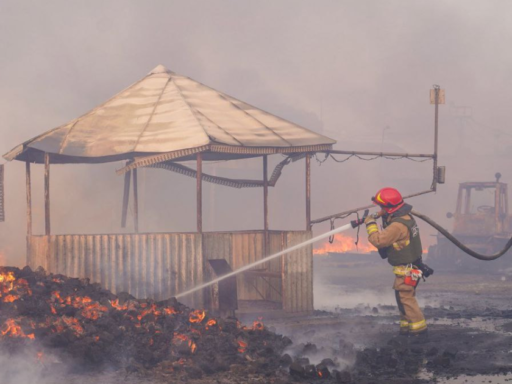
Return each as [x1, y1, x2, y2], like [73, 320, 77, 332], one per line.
[44, 153, 50, 236]
[433, 85, 440, 191]
[197, 153, 203, 233]
[305, 154, 311, 230]
[26, 161, 32, 260]
[263, 155, 269, 255]
[132, 169, 139, 233]
[26, 162, 32, 236]
[121, 170, 131, 228]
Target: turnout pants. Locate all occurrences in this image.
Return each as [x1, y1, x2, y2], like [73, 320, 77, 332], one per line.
[393, 276, 427, 334]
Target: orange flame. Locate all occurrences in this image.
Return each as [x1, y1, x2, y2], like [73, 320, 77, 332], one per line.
[137, 303, 162, 321]
[0, 271, 16, 293]
[110, 299, 127, 310]
[252, 321, 264, 331]
[1, 318, 35, 339]
[189, 310, 206, 323]
[61, 316, 84, 335]
[0, 272, 33, 303]
[173, 333, 188, 342]
[205, 319, 217, 330]
[3, 294, 19, 303]
[314, 233, 375, 255]
[237, 340, 247, 353]
[164, 307, 178, 315]
[172, 333, 197, 354]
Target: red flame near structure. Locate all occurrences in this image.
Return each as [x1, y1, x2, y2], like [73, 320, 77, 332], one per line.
[314, 234, 376, 255]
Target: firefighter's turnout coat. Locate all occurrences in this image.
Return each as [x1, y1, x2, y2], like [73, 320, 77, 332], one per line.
[367, 206, 427, 334]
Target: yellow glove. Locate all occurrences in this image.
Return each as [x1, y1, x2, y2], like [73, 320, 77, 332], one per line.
[365, 216, 378, 236]
[364, 216, 376, 225]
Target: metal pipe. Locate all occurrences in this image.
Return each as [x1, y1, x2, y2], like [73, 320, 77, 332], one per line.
[44, 153, 50, 236]
[311, 189, 435, 225]
[432, 85, 440, 191]
[197, 153, 203, 233]
[322, 149, 434, 158]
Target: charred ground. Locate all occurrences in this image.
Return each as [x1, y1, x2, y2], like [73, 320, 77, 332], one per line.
[2, 255, 512, 384]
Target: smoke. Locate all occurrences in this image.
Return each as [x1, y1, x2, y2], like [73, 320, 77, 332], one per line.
[0, 0, 511, 269]
[0, 348, 140, 384]
[0, 349, 65, 384]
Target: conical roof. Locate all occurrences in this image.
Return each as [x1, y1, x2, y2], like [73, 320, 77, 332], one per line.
[4, 65, 335, 164]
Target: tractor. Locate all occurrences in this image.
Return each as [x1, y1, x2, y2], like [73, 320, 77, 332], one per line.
[428, 173, 512, 270]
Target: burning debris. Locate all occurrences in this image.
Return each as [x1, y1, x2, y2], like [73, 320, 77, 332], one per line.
[0, 266, 293, 380]
[2, 265, 466, 383]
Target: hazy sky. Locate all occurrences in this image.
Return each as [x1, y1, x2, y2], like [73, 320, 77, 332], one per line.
[1, 1, 511, 264]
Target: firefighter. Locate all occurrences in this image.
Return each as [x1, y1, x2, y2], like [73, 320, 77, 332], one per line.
[365, 188, 428, 337]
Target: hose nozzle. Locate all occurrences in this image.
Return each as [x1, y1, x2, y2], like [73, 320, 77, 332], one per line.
[350, 210, 382, 228]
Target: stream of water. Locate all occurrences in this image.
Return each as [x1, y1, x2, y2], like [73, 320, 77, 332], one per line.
[175, 222, 354, 298]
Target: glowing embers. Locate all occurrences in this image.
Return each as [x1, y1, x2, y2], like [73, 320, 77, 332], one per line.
[205, 319, 217, 330]
[0, 266, 296, 378]
[1, 318, 35, 339]
[110, 299, 137, 312]
[0, 271, 32, 302]
[51, 292, 108, 320]
[189, 309, 206, 323]
[172, 332, 197, 354]
[237, 339, 248, 353]
[0, 271, 15, 285]
[252, 319, 264, 331]
[237, 318, 265, 331]
[164, 306, 178, 315]
[3, 294, 19, 303]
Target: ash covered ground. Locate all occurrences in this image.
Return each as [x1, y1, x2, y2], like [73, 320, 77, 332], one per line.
[3, 255, 512, 384]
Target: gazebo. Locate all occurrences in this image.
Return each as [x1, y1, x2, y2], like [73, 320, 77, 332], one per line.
[4, 65, 336, 313]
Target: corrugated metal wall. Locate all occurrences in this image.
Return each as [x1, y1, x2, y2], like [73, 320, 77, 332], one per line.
[282, 231, 314, 313]
[203, 231, 284, 304]
[28, 230, 313, 313]
[28, 234, 203, 308]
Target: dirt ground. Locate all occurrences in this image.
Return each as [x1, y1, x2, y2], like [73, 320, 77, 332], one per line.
[4, 253, 512, 384]
[265, 253, 512, 384]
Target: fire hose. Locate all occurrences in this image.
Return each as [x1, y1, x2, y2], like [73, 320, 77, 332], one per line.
[352, 209, 512, 261]
[410, 210, 512, 261]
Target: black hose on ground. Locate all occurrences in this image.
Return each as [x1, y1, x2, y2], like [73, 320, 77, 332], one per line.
[410, 210, 512, 261]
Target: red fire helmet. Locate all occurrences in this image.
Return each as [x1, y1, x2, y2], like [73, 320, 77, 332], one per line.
[371, 187, 405, 214]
